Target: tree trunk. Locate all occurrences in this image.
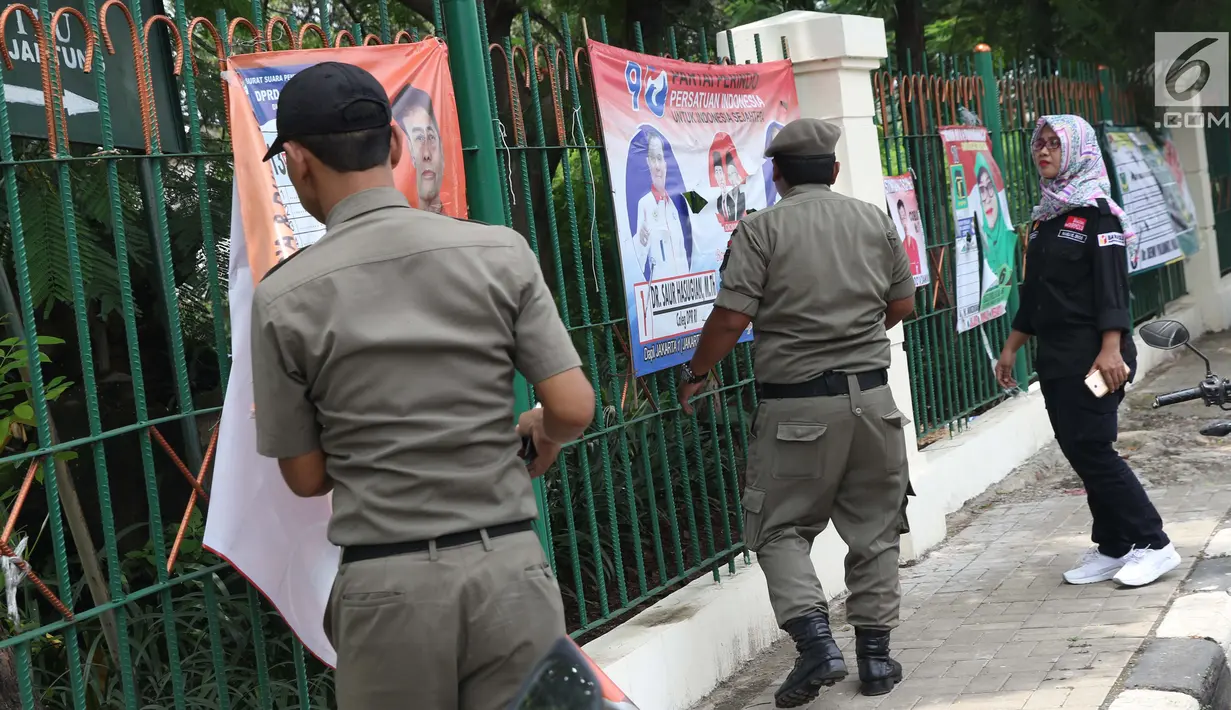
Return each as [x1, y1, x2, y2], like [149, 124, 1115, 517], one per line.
[894, 0, 925, 71]
[623, 2, 665, 52]
[1025, 0, 1057, 61]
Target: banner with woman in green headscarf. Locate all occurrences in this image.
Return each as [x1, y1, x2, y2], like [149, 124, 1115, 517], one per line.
[940, 126, 1015, 333]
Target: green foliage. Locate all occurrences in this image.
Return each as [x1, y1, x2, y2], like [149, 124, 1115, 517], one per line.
[0, 333, 77, 498]
[1, 150, 151, 320]
[720, 0, 821, 26]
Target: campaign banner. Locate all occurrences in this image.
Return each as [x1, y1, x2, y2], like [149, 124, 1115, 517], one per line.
[205, 41, 467, 668]
[883, 175, 931, 289]
[587, 41, 799, 377]
[940, 126, 1014, 333]
[226, 41, 467, 271]
[1103, 129, 1185, 273]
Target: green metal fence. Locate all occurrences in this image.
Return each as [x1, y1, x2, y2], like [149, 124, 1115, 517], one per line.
[480, 13, 767, 639]
[0, 0, 1202, 704]
[877, 51, 1189, 441]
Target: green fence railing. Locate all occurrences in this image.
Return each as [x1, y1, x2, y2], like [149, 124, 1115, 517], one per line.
[0, 0, 1201, 704]
[481, 14, 769, 638]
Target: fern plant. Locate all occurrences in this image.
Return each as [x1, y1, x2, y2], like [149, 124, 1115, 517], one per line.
[0, 143, 153, 321]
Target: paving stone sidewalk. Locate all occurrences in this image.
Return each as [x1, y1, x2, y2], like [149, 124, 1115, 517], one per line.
[692, 331, 1231, 710]
[708, 487, 1231, 710]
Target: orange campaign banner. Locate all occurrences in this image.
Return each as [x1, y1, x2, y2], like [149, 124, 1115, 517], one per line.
[227, 40, 468, 279]
[204, 41, 467, 667]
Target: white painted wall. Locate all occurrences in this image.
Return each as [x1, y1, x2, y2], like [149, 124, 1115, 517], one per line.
[582, 11, 1231, 710]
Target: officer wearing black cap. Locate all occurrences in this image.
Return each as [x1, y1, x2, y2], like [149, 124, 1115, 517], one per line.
[678, 118, 917, 705]
[249, 61, 594, 709]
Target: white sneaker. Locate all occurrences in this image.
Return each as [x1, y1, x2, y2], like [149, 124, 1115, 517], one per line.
[1113, 544, 1182, 587]
[1063, 546, 1128, 585]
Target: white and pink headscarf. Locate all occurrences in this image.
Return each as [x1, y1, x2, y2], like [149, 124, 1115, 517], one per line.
[1031, 114, 1136, 243]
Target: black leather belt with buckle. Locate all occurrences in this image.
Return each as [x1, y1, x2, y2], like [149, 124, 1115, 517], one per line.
[757, 369, 889, 399]
[341, 520, 535, 565]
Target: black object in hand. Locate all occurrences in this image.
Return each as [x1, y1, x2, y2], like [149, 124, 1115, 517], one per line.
[519, 436, 537, 463]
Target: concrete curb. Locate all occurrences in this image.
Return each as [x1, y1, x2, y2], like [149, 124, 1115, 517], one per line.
[1109, 530, 1231, 710]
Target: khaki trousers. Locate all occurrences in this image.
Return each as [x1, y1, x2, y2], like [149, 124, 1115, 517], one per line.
[742, 380, 910, 631]
[324, 529, 565, 710]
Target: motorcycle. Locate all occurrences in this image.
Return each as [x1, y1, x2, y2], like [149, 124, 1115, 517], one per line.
[506, 637, 641, 710]
[1138, 320, 1231, 437]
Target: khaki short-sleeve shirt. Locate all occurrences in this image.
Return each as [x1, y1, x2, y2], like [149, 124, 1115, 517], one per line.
[715, 184, 913, 383]
[250, 187, 581, 546]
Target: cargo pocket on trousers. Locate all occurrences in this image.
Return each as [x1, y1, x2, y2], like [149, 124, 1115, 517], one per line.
[770, 422, 827, 480]
[898, 480, 915, 535]
[741, 487, 766, 550]
[882, 410, 911, 471]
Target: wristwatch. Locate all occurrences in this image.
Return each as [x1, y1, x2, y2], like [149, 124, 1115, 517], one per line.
[681, 361, 709, 385]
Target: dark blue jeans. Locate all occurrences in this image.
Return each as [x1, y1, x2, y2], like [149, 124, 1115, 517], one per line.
[1040, 376, 1170, 558]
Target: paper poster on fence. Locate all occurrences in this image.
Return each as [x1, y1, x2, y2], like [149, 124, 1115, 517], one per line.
[205, 41, 467, 668]
[1103, 129, 1185, 273]
[940, 126, 1014, 333]
[1138, 133, 1200, 257]
[883, 175, 931, 288]
[587, 41, 799, 377]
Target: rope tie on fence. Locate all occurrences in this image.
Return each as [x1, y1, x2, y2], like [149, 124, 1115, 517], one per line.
[0, 537, 70, 620]
[570, 105, 600, 290]
[1, 537, 28, 624]
[0, 460, 72, 620]
[495, 119, 516, 206]
[166, 422, 221, 573]
[0, 534, 28, 622]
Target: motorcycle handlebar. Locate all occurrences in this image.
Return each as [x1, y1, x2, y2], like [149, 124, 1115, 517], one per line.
[1153, 386, 1205, 408]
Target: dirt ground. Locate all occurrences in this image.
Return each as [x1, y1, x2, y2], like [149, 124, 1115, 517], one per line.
[690, 329, 1231, 710]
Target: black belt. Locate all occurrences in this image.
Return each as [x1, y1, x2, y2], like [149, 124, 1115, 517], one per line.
[341, 520, 535, 565]
[757, 370, 888, 399]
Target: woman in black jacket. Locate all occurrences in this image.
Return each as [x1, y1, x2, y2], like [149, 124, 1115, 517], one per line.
[995, 114, 1180, 589]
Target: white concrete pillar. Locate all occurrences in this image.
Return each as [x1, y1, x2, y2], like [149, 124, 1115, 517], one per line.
[1170, 121, 1230, 332]
[719, 12, 940, 563]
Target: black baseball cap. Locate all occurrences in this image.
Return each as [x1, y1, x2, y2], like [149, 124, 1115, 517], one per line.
[261, 61, 393, 162]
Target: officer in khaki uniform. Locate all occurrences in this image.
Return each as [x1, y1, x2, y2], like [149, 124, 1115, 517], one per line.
[679, 118, 917, 707]
[250, 63, 594, 710]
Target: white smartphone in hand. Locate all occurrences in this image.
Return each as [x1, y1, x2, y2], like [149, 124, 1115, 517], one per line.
[1084, 364, 1131, 399]
[1084, 370, 1111, 398]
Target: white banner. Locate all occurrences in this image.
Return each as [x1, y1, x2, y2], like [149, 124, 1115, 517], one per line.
[202, 185, 339, 668]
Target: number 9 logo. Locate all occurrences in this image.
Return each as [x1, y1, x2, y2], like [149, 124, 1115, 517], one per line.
[625, 62, 643, 111]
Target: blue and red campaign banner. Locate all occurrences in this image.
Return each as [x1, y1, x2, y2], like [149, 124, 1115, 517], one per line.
[588, 41, 799, 377]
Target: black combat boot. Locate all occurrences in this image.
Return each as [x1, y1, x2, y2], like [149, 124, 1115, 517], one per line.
[855, 627, 903, 697]
[773, 611, 847, 708]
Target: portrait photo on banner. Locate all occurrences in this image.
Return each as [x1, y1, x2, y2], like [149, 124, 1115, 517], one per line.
[940, 126, 1013, 333]
[587, 40, 800, 376]
[883, 174, 931, 289]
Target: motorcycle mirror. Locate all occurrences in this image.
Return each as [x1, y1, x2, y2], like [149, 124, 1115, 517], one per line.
[1139, 320, 1190, 350]
[507, 637, 641, 710]
[1200, 420, 1231, 437]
